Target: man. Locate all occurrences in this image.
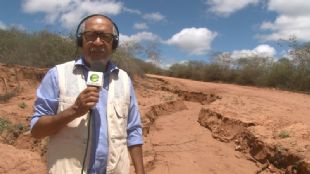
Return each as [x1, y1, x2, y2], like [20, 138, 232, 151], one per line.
[31, 14, 145, 174]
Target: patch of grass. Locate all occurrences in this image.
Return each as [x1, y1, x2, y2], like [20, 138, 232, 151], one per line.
[0, 120, 27, 145]
[18, 101, 27, 109]
[0, 117, 11, 133]
[278, 130, 290, 139]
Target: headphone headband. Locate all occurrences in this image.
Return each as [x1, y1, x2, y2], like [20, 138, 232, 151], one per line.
[75, 14, 119, 50]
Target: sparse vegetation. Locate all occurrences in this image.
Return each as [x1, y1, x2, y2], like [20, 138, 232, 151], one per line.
[0, 117, 27, 144]
[0, 28, 309, 92]
[18, 101, 27, 109]
[278, 130, 290, 139]
[0, 117, 11, 133]
[164, 42, 310, 92]
[0, 28, 161, 77]
[112, 41, 164, 77]
[0, 28, 76, 67]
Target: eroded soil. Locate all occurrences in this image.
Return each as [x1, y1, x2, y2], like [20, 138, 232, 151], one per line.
[0, 64, 309, 174]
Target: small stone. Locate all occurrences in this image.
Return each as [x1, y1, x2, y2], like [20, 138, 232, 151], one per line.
[235, 145, 241, 151]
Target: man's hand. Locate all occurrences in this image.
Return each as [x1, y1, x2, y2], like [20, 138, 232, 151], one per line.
[129, 145, 145, 174]
[72, 86, 100, 117]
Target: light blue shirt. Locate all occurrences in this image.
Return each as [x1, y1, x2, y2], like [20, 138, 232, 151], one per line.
[31, 58, 143, 174]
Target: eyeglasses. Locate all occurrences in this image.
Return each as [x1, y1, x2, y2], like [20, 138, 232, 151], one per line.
[82, 31, 115, 43]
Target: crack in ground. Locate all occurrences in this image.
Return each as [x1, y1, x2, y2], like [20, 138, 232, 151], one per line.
[198, 108, 310, 174]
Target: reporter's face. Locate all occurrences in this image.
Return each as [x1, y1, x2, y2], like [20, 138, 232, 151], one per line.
[82, 16, 114, 66]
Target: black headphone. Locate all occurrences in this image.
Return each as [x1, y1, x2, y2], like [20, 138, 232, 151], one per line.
[75, 14, 119, 50]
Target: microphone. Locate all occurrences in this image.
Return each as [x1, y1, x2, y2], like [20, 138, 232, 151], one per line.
[83, 60, 106, 174]
[86, 60, 106, 87]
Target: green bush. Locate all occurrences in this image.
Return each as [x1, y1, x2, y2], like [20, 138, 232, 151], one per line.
[0, 28, 76, 67]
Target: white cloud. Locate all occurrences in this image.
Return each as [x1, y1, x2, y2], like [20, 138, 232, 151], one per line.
[268, 0, 310, 16]
[0, 21, 25, 31]
[231, 44, 276, 59]
[133, 23, 148, 30]
[178, 60, 190, 65]
[143, 58, 173, 69]
[157, 59, 189, 69]
[78, 1, 122, 15]
[122, 7, 141, 15]
[166, 27, 217, 56]
[143, 12, 165, 22]
[279, 49, 294, 60]
[0, 20, 7, 30]
[120, 32, 161, 44]
[22, 0, 123, 30]
[11, 24, 26, 31]
[22, 0, 71, 13]
[206, 0, 259, 16]
[258, 0, 310, 41]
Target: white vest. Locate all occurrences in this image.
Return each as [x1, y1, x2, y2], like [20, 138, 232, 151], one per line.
[47, 61, 130, 174]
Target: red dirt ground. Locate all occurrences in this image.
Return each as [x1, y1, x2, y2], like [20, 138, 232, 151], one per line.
[0, 64, 309, 174]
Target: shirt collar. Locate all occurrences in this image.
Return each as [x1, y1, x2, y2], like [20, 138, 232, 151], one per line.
[74, 57, 119, 74]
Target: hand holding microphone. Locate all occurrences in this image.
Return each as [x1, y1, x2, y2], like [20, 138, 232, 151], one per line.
[72, 60, 106, 117]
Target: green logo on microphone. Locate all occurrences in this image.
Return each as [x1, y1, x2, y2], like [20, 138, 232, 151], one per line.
[90, 74, 99, 82]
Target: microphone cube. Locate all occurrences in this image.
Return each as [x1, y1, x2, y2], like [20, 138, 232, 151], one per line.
[86, 71, 103, 87]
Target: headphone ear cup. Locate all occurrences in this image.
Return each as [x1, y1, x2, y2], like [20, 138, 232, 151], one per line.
[112, 37, 119, 50]
[77, 35, 83, 47]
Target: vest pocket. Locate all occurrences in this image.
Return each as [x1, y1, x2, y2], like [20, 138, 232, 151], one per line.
[113, 102, 129, 118]
[109, 102, 129, 139]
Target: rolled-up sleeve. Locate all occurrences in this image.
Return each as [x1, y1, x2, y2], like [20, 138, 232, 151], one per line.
[31, 67, 59, 129]
[127, 78, 143, 147]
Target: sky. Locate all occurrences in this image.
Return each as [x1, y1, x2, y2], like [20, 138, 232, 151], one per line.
[1, 0, 310, 67]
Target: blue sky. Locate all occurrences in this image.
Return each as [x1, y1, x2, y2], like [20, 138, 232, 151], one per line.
[1, 0, 310, 67]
